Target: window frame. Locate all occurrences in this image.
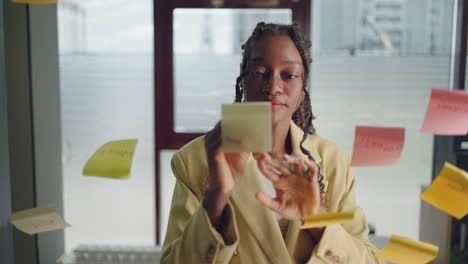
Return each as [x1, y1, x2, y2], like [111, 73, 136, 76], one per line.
[153, 0, 311, 244]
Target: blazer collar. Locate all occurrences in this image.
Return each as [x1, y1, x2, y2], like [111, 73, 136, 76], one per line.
[231, 156, 292, 263]
[285, 121, 329, 257]
[230, 121, 327, 263]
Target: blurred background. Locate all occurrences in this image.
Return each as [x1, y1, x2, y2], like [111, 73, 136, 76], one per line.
[1, 0, 467, 263]
[57, 0, 456, 248]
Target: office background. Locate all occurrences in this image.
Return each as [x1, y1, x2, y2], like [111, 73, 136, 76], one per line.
[1, 0, 467, 263]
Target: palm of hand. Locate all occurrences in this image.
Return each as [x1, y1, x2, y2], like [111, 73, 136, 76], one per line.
[271, 175, 320, 220]
[255, 153, 324, 221]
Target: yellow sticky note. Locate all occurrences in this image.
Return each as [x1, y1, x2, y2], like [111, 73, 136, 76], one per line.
[299, 212, 354, 229]
[11, 0, 57, 4]
[221, 102, 272, 153]
[10, 205, 71, 235]
[377, 235, 438, 264]
[82, 139, 138, 179]
[420, 162, 468, 219]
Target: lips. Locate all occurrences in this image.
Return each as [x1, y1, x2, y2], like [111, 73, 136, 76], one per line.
[270, 100, 286, 111]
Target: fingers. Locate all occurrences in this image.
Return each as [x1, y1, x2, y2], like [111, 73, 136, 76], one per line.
[205, 123, 221, 154]
[282, 154, 305, 178]
[256, 153, 281, 182]
[305, 159, 321, 198]
[252, 152, 262, 160]
[257, 152, 320, 185]
[262, 153, 293, 177]
[255, 192, 281, 213]
[205, 122, 223, 173]
[304, 159, 319, 181]
[256, 152, 293, 182]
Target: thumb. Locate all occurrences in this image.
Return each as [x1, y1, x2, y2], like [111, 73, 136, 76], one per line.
[252, 152, 264, 160]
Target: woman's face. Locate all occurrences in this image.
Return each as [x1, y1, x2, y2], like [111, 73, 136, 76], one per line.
[243, 35, 304, 126]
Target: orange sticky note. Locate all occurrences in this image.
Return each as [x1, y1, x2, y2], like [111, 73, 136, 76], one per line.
[377, 235, 438, 264]
[420, 162, 468, 219]
[351, 126, 405, 166]
[420, 88, 468, 135]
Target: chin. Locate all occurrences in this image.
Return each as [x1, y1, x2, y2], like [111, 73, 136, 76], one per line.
[271, 113, 291, 127]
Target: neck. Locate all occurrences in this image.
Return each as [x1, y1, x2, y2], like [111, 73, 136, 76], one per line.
[271, 120, 291, 155]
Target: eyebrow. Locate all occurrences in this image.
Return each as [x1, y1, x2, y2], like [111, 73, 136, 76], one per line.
[249, 56, 300, 65]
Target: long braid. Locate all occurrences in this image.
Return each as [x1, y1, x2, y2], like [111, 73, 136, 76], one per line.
[234, 22, 328, 208]
[235, 22, 267, 102]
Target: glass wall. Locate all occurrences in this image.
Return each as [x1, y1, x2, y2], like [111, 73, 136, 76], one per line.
[173, 9, 292, 132]
[167, 1, 456, 242]
[310, 0, 454, 240]
[57, 0, 155, 251]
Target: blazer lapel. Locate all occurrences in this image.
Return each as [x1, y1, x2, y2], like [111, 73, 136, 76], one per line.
[284, 121, 329, 256]
[230, 121, 329, 262]
[230, 155, 292, 264]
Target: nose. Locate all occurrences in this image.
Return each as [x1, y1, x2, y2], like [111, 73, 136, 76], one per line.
[262, 72, 283, 95]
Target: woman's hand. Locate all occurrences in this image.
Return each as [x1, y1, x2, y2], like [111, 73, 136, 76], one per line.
[254, 153, 326, 221]
[203, 123, 249, 228]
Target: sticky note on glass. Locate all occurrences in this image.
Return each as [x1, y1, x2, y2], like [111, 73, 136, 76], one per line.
[10, 205, 71, 235]
[299, 212, 354, 229]
[221, 102, 272, 153]
[377, 235, 438, 264]
[82, 139, 138, 179]
[350, 126, 405, 166]
[11, 0, 57, 3]
[420, 88, 468, 135]
[420, 162, 468, 219]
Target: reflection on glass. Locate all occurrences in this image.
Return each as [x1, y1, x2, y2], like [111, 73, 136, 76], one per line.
[57, 0, 155, 251]
[313, 0, 453, 56]
[311, 0, 454, 240]
[173, 9, 292, 133]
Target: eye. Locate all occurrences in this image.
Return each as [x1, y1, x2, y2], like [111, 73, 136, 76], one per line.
[254, 70, 265, 76]
[249, 69, 266, 79]
[284, 73, 299, 80]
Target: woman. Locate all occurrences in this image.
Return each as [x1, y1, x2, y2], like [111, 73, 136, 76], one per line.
[161, 22, 384, 263]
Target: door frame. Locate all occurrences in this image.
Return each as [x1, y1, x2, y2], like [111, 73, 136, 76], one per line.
[153, 0, 311, 244]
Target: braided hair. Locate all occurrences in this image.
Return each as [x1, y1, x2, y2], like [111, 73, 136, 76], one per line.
[235, 22, 328, 208]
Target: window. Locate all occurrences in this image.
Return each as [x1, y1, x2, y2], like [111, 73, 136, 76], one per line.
[311, 0, 454, 240]
[173, 8, 292, 133]
[57, 0, 155, 251]
[155, 0, 310, 243]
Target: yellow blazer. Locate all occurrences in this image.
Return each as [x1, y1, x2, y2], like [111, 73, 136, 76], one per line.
[161, 121, 385, 264]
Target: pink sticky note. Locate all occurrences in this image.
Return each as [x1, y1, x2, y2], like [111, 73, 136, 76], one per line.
[351, 126, 405, 167]
[420, 88, 468, 135]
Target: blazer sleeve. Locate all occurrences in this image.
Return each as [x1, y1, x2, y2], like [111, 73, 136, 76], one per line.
[306, 158, 386, 264]
[160, 152, 240, 264]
